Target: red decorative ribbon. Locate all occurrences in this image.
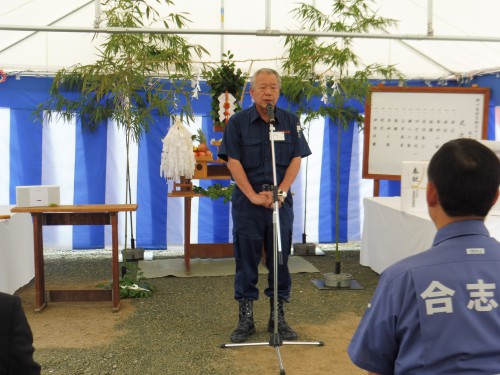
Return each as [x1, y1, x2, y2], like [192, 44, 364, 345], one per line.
[224, 91, 230, 123]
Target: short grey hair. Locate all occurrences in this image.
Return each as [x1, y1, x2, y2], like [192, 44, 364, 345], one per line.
[250, 68, 282, 90]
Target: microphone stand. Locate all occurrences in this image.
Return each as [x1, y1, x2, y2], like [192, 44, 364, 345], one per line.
[220, 107, 323, 375]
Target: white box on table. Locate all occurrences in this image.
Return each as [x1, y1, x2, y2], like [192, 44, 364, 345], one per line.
[401, 161, 429, 213]
[16, 185, 60, 207]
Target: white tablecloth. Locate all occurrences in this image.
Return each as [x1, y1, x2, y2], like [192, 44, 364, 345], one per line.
[360, 197, 500, 274]
[0, 205, 34, 294]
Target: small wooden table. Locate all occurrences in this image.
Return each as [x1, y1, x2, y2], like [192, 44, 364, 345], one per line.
[11, 204, 137, 312]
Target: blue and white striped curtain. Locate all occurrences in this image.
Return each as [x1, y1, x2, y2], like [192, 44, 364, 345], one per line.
[0, 76, 368, 250]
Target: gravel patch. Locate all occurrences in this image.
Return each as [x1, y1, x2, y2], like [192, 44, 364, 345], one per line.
[20, 242, 378, 375]
[42, 241, 362, 260]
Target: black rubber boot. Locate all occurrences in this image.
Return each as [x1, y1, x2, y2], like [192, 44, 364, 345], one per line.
[230, 299, 256, 343]
[268, 298, 298, 340]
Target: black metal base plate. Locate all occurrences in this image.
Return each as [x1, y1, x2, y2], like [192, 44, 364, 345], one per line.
[292, 243, 325, 256]
[311, 278, 364, 290]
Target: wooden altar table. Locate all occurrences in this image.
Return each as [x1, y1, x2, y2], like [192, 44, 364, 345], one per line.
[11, 204, 137, 312]
[168, 164, 233, 275]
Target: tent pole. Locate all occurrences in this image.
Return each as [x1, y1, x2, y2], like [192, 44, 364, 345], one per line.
[265, 0, 271, 31]
[94, 0, 102, 29]
[427, 0, 434, 36]
[3, 24, 500, 43]
[379, 28, 453, 76]
[0, 1, 94, 55]
[220, 0, 224, 59]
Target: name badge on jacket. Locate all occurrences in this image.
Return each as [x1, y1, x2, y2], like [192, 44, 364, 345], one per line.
[272, 131, 285, 141]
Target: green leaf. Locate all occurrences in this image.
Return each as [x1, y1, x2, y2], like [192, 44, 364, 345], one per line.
[34, 0, 209, 143]
[193, 184, 234, 203]
[281, 0, 403, 128]
[204, 51, 247, 129]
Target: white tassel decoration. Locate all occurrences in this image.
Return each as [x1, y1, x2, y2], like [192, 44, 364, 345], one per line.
[160, 116, 196, 180]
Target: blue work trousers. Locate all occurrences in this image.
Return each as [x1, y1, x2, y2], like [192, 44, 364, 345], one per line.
[232, 188, 293, 301]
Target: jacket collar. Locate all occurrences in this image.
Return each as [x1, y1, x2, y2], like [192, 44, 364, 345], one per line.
[433, 220, 489, 247]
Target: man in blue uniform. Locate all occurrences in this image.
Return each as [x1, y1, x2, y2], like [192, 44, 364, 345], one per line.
[218, 68, 311, 343]
[348, 138, 500, 374]
[0, 292, 41, 374]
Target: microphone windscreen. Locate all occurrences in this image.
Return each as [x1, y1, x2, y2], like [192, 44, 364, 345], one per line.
[266, 103, 275, 123]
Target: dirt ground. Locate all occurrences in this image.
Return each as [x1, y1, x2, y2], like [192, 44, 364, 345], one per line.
[19, 285, 136, 349]
[22, 299, 364, 374]
[17, 250, 377, 374]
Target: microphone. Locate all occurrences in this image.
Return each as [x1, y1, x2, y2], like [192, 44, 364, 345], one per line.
[266, 103, 275, 124]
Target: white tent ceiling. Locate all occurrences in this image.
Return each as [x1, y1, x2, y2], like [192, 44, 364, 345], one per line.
[1, 0, 500, 80]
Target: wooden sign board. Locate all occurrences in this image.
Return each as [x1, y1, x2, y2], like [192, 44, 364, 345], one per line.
[362, 86, 490, 180]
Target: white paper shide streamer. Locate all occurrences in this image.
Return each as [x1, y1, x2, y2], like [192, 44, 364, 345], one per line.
[160, 116, 196, 180]
[218, 92, 236, 122]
